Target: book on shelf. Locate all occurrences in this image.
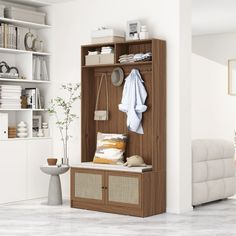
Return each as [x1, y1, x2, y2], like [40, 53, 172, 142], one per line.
[33, 56, 49, 81]
[0, 23, 20, 49]
[0, 85, 22, 109]
[24, 88, 42, 109]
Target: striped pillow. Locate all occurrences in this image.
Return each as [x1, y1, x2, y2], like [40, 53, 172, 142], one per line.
[93, 132, 127, 164]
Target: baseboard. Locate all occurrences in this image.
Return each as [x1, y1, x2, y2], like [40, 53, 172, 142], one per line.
[166, 206, 193, 214]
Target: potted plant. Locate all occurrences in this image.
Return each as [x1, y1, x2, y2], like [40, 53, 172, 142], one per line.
[48, 83, 80, 165]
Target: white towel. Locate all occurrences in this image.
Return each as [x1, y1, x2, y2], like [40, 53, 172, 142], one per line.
[118, 69, 147, 134]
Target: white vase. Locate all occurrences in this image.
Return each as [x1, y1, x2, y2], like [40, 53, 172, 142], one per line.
[37, 128, 44, 137]
[43, 128, 50, 137]
[17, 121, 28, 138]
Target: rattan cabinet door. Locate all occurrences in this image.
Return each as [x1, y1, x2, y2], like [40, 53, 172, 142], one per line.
[73, 169, 105, 204]
[106, 172, 141, 208]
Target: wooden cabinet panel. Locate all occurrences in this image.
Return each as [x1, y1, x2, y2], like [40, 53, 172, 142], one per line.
[72, 169, 105, 204]
[71, 168, 144, 216]
[106, 172, 141, 207]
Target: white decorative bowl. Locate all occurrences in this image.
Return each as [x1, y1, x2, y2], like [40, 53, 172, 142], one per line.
[17, 132, 28, 138]
[17, 127, 27, 132]
[17, 121, 27, 128]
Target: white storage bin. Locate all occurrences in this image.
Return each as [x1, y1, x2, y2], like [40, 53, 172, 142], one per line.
[4, 7, 46, 24]
[92, 36, 125, 44]
[91, 29, 125, 44]
[100, 53, 115, 65]
[85, 55, 100, 66]
[0, 5, 4, 18]
[91, 28, 125, 38]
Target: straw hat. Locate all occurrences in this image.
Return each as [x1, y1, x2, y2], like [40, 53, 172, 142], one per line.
[111, 67, 124, 86]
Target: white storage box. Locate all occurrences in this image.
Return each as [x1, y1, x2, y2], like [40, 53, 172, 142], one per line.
[91, 28, 125, 43]
[91, 28, 125, 38]
[85, 55, 100, 66]
[4, 7, 46, 24]
[92, 36, 125, 44]
[100, 53, 115, 65]
[0, 5, 4, 18]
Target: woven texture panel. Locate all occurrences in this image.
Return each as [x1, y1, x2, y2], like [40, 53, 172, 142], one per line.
[108, 176, 139, 204]
[75, 173, 102, 200]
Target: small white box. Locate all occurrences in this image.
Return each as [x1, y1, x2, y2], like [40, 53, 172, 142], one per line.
[0, 5, 4, 18]
[91, 36, 125, 44]
[85, 55, 100, 66]
[4, 7, 46, 25]
[100, 53, 115, 64]
[0, 113, 8, 140]
[91, 28, 125, 38]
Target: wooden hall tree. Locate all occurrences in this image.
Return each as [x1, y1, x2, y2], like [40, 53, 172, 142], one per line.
[71, 39, 166, 217]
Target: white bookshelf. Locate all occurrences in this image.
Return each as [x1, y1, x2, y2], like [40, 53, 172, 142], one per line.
[0, 1, 53, 205]
[0, 2, 52, 141]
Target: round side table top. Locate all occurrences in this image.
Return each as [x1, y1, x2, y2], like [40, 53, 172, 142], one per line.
[40, 165, 70, 176]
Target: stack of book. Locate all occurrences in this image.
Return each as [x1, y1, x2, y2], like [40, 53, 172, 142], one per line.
[0, 23, 20, 49]
[32, 56, 49, 81]
[0, 85, 22, 109]
[23, 88, 42, 109]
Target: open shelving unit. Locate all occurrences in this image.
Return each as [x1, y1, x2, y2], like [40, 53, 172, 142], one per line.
[0, 0, 53, 207]
[0, 1, 52, 141]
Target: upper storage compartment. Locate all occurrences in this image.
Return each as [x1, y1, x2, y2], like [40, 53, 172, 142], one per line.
[115, 39, 152, 63]
[82, 40, 153, 67]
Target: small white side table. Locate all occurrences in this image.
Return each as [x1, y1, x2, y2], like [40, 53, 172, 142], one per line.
[40, 165, 70, 205]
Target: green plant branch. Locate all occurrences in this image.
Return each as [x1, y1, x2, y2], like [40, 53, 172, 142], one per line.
[48, 83, 80, 159]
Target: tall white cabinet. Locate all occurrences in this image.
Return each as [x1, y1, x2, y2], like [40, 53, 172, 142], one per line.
[0, 1, 53, 203]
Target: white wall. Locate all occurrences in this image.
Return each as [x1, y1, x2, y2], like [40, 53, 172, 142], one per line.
[51, 0, 192, 213]
[193, 32, 236, 65]
[192, 33, 236, 141]
[192, 53, 236, 140]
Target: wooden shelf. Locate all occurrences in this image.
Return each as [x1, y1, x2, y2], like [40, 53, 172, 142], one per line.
[0, 17, 51, 30]
[82, 39, 153, 48]
[0, 47, 51, 55]
[0, 78, 51, 84]
[82, 61, 152, 68]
